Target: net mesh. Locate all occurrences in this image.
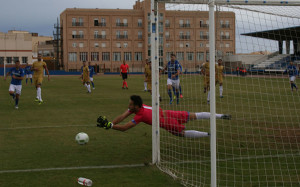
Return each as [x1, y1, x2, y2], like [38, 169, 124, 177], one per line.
[155, 1, 300, 186]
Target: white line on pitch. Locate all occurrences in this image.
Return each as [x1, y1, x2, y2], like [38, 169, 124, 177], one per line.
[0, 125, 94, 131]
[0, 164, 146, 174]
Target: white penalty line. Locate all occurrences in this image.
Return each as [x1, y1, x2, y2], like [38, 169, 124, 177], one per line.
[0, 164, 146, 174]
[0, 124, 94, 131]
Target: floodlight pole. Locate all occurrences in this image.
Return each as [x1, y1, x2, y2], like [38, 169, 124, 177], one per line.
[209, 1, 216, 187]
[151, 0, 160, 165]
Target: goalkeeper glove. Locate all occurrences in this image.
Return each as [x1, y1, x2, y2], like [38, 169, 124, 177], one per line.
[97, 116, 113, 129]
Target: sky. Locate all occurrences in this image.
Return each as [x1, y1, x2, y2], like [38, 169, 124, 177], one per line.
[0, 0, 137, 36]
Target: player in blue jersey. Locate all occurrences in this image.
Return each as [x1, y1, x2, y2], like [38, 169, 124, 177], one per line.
[173, 63, 183, 99]
[286, 62, 298, 92]
[24, 62, 33, 85]
[4, 60, 25, 109]
[88, 62, 95, 89]
[163, 54, 181, 104]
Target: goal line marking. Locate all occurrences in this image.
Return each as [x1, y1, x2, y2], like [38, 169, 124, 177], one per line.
[0, 125, 93, 131]
[0, 164, 145, 174]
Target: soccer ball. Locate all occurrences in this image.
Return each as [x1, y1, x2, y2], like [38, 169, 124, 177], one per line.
[75, 132, 89, 145]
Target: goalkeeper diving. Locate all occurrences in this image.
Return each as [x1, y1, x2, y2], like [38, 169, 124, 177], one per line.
[97, 95, 231, 138]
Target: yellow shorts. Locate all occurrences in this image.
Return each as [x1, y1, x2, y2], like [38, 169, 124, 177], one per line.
[204, 76, 210, 87]
[216, 77, 223, 84]
[147, 81, 152, 91]
[83, 77, 90, 83]
[33, 77, 43, 86]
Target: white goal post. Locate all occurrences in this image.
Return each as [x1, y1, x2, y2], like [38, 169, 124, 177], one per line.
[151, 0, 300, 186]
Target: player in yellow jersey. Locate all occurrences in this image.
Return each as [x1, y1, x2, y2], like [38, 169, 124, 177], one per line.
[201, 61, 210, 104]
[216, 59, 225, 98]
[81, 61, 91, 93]
[32, 54, 50, 104]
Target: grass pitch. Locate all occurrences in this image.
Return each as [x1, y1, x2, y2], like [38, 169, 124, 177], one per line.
[0, 74, 299, 186]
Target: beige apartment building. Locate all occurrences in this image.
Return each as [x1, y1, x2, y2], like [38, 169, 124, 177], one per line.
[60, 0, 235, 72]
[0, 31, 32, 66]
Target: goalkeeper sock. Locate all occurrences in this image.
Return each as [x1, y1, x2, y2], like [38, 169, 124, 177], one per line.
[184, 130, 209, 138]
[196, 112, 223, 119]
[220, 86, 223, 96]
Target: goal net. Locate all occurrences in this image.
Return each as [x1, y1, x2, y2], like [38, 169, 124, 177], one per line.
[153, 0, 300, 186]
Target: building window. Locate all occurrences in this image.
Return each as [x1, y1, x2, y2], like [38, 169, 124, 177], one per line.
[186, 43, 190, 48]
[179, 43, 183, 48]
[102, 52, 110, 61]
[196, 52, 204, 61]
[91, 52, 99, 61]
[80, 52, 88, 61]
[200, 43, 204, 47]
[13, 57, 19, 63]
[159, 22, 163, 33]
[165, 31, 170, 39]
[123, 19, 128, 26]
[187, 52, 194, 61]
[138, 31, 142, 39]
[0, 57, 4, 64]
[101, 18, 106, 25]
[206, 51, 210, 61]
[159, 57, 164, 67]
[148, 22, 151, 32]
[165, 20, 170, 27]
[72, 31, 77, 38]
[124, 52, 132, 61]
[101, 43, 106, 48]
[22, 57, 28, 64]
[226, 52, 233, 56]
[68, 52, 77, 62]
[166, 52, 172, 62]
[94, 43, 99, 48]
[225, 43, 230, 48]
[72, 18, 76, 26]
[148, 34, 151, 45]
[176, 52, 184, 61]
[123, 42, 128, 48]
[94, 18, 99, 26]
[138, 19, 143, 27]
[148, 13, 150, 21]
[179, 19, 183, 26]
[159, 34, 163, 45]
[148, 49, 151, 56]
[116, 42, 121, 48]
[159, 13, 163, 21]
[113, 52, 121, 61]
[79, 31, 84, 38]
[79, 43, 84, 48]
[116, 18, 120, 24]
[123, 31, 128, 38]
[6, 57, 12, 64]
[72, 43, 77, 48]
[206, 43, 210, 48]
[159, 46, 163, 56]
[79, 18, 83, 26]
[166, 43, 170, 48]
[138, 43, 143, 48]
[135, 52, 143, 61]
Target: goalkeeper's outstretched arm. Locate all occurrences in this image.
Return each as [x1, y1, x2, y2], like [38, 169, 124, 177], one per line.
[112, 110, 132, 125]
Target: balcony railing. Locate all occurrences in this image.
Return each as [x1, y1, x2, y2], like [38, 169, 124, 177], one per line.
[200, 35, 209, 39]
[221, 24, 230, 28]
[221, 35, 230, 39]
[94, 35, 106, 39]
[95, 22, 106, 27]
[200, 24, 209, 28]
[179, 35, 191, 40]
[72, 22, 84, 26]
[72, 35, 84, 39]
[116, 35, 128, 39]
[165, 24, 170, 28]
[116, 23, 128, 27]
[179, 24, 191, 28]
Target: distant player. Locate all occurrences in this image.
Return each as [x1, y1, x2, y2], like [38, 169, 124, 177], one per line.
[145, 60, 152, 94]
[173, 63, 183, 99]
[81, 61, 91, 93]
[164, 54, 180, 104]
[88, 62, 95, 90]
[4, 60, 25, 109]
[144, 59, 149, 92]
[286, 62, 298, 92]
[24, 62, 33, 85]
[201, 61, 210, 104]
[32, 54, 50, 104]
[216, 59, 224, 98]
[120, 60, 129, 89]
[97, 95, 231, 138]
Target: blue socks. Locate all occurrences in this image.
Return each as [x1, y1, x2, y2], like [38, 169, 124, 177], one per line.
[15, 98, 19, 106]
[168, 89, 172, 100]
[91, 81, 95, 88]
